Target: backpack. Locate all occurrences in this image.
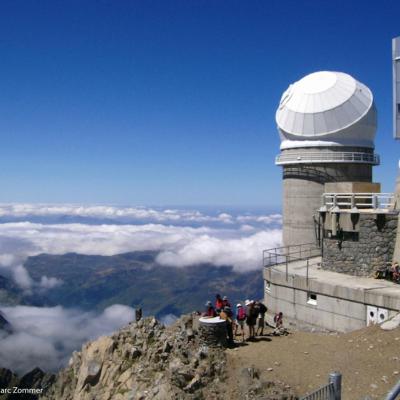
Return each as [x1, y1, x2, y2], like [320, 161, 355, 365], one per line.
[237, 307, 246, 321]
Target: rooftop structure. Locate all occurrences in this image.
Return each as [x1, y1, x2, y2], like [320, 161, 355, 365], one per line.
[277, 71, 377, 150]
[276, 71, 379, 247]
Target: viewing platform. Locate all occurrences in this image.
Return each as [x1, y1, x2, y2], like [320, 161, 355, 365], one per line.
[263, 244, 400, 332]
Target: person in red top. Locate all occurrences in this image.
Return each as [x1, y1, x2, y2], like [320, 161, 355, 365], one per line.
[203, 301, 216, 317]
[215, 294, 224, 313]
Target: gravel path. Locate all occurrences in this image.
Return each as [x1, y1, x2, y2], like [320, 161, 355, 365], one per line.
[225, 325, 400, 399]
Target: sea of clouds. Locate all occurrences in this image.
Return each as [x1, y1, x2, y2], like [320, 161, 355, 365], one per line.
[0, 203, 282, 373]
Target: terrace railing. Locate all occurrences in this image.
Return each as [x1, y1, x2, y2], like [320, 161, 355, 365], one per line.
[321, 193, 395, 211]
[263, 242, 322, 283]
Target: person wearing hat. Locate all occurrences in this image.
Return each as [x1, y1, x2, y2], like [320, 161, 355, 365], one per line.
[220, 305, 234, 345]
[245, 300, 257, 340]
[203, 300, 216, 317]
[222, 295, 231, 308]
[235, 303, 246, 342]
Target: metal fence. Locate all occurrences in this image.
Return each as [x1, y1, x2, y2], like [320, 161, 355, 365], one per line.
[263, 242, 322, 283]
[300, 372, 341, 400]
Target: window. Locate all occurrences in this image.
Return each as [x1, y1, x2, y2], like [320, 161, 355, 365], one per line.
[307, 292, 317, 305]
[265, 280, 271, 293]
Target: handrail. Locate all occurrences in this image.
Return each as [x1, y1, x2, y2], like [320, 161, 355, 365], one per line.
[276, 151, 380, 166]
[263, 242, 322, 283]
[322, 192, 395, 210]
[300, 372, 341, 400]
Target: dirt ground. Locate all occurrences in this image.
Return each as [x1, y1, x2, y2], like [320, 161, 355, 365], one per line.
[225, 324, 400, 400]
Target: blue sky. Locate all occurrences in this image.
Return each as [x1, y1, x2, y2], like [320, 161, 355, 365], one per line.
[0, 0, 399, 208]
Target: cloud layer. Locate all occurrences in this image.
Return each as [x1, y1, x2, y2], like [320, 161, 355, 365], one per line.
[0, 304, 135, 374]
[0, 204, 282, 291]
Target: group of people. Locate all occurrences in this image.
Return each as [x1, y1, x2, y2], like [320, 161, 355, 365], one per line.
[374, 261, 400, 282]
[203, 294, 274, 344]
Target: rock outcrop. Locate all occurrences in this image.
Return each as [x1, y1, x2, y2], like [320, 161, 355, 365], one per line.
[41, 314, 227, 400]
[0, 314, 294, 399]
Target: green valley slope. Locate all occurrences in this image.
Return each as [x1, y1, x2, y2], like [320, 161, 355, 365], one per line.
[23, 251, 263, 317]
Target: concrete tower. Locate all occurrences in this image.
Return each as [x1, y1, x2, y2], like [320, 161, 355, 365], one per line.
[276, 71, 379, 247]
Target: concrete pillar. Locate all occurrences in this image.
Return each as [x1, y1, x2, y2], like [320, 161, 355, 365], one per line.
[198, 317, 228, 347]
[280, 147, 373, 248]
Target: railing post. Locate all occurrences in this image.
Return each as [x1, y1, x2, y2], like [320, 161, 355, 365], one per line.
[384, 378, 400, 400]
[329, 372, 342, 400]
[372, 194, 377, 209]
[286, 257, 288, 281]
[306, 259, 309, 286]
[351, 194, 355, 209]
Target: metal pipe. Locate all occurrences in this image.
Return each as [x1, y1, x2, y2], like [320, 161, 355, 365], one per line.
[286, 257, 288, 281]
[329, 372, 342, 400]
[385, 379, 400, 400]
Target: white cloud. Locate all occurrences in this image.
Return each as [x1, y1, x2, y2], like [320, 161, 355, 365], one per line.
[39, 276, 63, 289]
[0, 203, 279, 227]
[156, 230, 282, 270]
[0, 304, 135, 374]
[0, 221, 281, 273]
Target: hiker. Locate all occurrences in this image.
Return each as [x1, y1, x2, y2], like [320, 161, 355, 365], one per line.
[235, 303, 246, 342]
[135, 308, 142, 322]
[220, 305, 234, 345]
[245, 300, 257, 340]
[203, 301, 216, 317]
[255, 300, 268, 336]
[392, 262, 400, 283]
[222, 295, 231, 308]
[215, 294, 224, 314]
[273, 312, 287, 335]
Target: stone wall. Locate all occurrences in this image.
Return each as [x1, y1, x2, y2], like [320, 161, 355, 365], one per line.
[322, 213, 398, 276]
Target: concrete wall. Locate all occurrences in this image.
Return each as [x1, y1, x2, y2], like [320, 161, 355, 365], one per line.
[265, 282, 367, 332]
[322, 213, 398, 276]
[281, 146, 373, 248]
[263, 267, 400, 332]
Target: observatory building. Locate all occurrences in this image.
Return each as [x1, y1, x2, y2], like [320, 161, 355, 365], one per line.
[276, 71, 379, 247]
[264, 69, 400, 332]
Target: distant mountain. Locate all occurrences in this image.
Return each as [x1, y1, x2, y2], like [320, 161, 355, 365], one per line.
[0, 272, 47, 308]
[24, 252, 263, 317]
[0, 274, 24, 306]
[0, 311, 12, 333]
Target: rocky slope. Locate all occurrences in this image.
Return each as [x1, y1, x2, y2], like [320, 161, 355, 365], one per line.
[37, 315, 294, 400]
[0, 367, 54, 400]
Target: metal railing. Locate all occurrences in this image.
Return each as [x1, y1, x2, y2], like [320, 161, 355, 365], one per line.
[300, 372, 341, 400]
[385, 379, 400, 400]
[276, 151, 380, 166]
[322, 192, 395, 211]
[263, 242, 321, 267]
[263, 242, 322, 283]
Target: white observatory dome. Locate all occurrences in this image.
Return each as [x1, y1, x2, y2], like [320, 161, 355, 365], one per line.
[276, 71, 377, 150]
